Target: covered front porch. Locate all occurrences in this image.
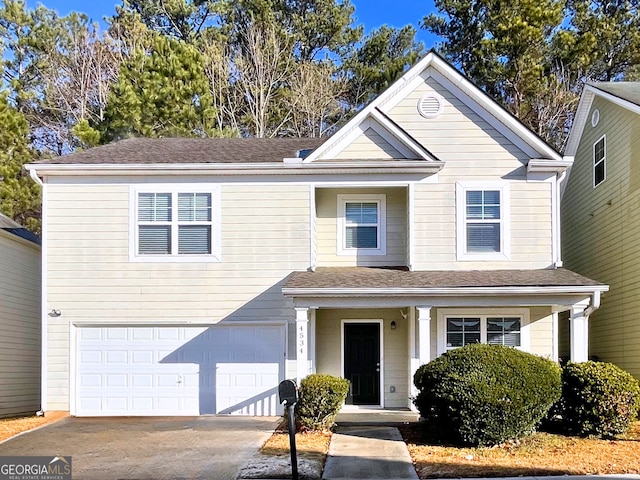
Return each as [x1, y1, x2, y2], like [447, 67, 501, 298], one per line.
[283, 267, 608, 410]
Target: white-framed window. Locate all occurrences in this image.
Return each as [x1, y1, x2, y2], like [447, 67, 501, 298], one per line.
[456, 182, 510, 261]
[129, 185, 221, 262]
[437, 309, 529, 355]
[337, 194, 386, 256]
[593, 135, 606, 187]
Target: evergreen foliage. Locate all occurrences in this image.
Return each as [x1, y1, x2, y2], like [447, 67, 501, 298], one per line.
[0, 93, 40, 233]
[295, 374, 350, 431]
[413, 344, 562, 446]
[558, 361, 640, 438]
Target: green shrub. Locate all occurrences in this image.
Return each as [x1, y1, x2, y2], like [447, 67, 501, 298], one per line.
[559, 361, 640, 437]
[413, 344, 562, 446]
[295, 374, 350, 431]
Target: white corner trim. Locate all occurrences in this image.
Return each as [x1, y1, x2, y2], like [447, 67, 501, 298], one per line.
[309, 184, 317, 271]
[40, 180, 48, 412]
[128, 184, 222, 263]
[336, 193, 387, 256]
[455, 181, 511, 261]
[408, 183, 415, 271]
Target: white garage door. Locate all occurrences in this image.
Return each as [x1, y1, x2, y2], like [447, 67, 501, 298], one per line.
[76, 325, 285, 416]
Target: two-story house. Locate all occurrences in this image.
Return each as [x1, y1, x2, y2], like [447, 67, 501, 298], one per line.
[562, 82, 640, 378]
[27, 52, 607, 417]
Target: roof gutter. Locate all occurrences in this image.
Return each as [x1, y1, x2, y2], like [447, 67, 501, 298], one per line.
[29, 167, 44, 187]
[25, 161, 446, 177]
[282, 285, 609, 298]
[583, 289, 602, 317]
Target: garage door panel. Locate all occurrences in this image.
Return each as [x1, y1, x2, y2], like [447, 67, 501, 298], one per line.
[77, 325, 285, 416]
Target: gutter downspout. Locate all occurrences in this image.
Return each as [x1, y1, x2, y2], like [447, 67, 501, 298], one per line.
[29, 167, 47, 414]
[584, 290, 601, 318]
[553, 169, 568, 268]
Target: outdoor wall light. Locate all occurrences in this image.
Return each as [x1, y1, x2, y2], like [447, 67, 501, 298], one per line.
[390, 320, 397, 330]
[48, 309, 61, 317]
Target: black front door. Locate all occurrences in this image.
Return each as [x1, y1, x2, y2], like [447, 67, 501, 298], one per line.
[344, 322, 380, 405]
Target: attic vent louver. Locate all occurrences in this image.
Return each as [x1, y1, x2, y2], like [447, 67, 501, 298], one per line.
[417, 94, 443, 119]
[591, 109, 600, 127]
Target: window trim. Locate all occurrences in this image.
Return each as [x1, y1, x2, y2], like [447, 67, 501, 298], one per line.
[456, 182, 510, 261]
[129, 184, 222, 263]
[593, 134, 606, 188]
[436, 308, 530, 355]
[337, 194, 387, 256]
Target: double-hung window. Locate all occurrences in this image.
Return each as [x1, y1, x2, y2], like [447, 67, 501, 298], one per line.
[131, 186, 221, 262]
[438, 310, 528, 354]
[593, 135, 606, 187]
[337, 194, 386, 255]
[456, 182, 510, 260]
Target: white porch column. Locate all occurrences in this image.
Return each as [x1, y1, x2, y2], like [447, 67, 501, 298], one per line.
[417, 306, 432, 366]
[295, 307, 310, 383]
[570, 301, 590, 362]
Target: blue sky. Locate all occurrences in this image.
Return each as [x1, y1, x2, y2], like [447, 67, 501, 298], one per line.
[26, 0, 441, 49]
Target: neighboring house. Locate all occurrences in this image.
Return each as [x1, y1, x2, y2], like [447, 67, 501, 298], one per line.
[562, 82, 640, 378]
[26, 52, 607, 417]
[0, 213, 41, 418]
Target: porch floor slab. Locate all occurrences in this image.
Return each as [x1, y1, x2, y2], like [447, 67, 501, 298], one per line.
[322, 426, 418, 480]
[335, 409, 420, 426]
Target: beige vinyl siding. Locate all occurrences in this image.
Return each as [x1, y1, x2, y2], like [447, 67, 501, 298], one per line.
[315, 308, 409, 408]
[316, 187, 407, 267]
[45, 182, 311, 409]
[412, 181, 553, 270]
[384, 72, 530, 174]
[334, 127, 403, 159]
[562, 98, 640, 377]
[0, 230, 41, 418]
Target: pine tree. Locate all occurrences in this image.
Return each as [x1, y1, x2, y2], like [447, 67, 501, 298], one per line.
[0, 93, 40, 233]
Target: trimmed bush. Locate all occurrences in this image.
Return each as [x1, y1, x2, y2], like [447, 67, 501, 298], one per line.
[413, 344, 562, 446]
[295, 374, 350, 431]
[559, 361, 640, 437]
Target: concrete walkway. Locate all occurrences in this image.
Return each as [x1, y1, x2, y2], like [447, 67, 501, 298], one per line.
[322, 426, 418, 480]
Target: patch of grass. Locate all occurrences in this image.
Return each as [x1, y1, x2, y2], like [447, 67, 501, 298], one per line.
[400, 421, 640, 479]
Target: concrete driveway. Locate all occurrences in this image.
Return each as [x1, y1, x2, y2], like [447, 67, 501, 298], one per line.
[0, 416, 280, 480]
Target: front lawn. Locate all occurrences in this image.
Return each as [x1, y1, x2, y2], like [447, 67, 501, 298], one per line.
[400, 421, 640, 479]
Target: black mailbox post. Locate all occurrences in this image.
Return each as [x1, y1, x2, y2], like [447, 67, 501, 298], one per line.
[278, 379, 299, 480]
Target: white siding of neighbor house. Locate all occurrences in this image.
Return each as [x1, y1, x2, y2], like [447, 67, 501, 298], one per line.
[315, 187, 407, 267]
[379, 73, 553, 270]
[0, 230, 41, 418]
[562, 97, 640, 377]
[315, 308, 409, 409]
[45, 181, 311, 410]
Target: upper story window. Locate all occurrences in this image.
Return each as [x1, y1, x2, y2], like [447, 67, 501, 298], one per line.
[130, 186, 221, 262]
[337, 194, 386, 256]
[456, 182, 510, 261]
[593, 135, 606, 187]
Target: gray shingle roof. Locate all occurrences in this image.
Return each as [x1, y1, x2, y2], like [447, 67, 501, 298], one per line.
[592, 82, 640, 107]
[284, 267, 604, 290]
[0, 213, 40, 245]
[32, 137, 327, 165]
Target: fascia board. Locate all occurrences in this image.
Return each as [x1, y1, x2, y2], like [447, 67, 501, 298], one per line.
[564, 87, 595, 157]
[27, 161, 445, 177]
[428, 59, 562, 161]
[302, 52, 438, 163]
[369, 109, 438, 161]
[527, 158, 574, 173]
[282, 285, 609, 297]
